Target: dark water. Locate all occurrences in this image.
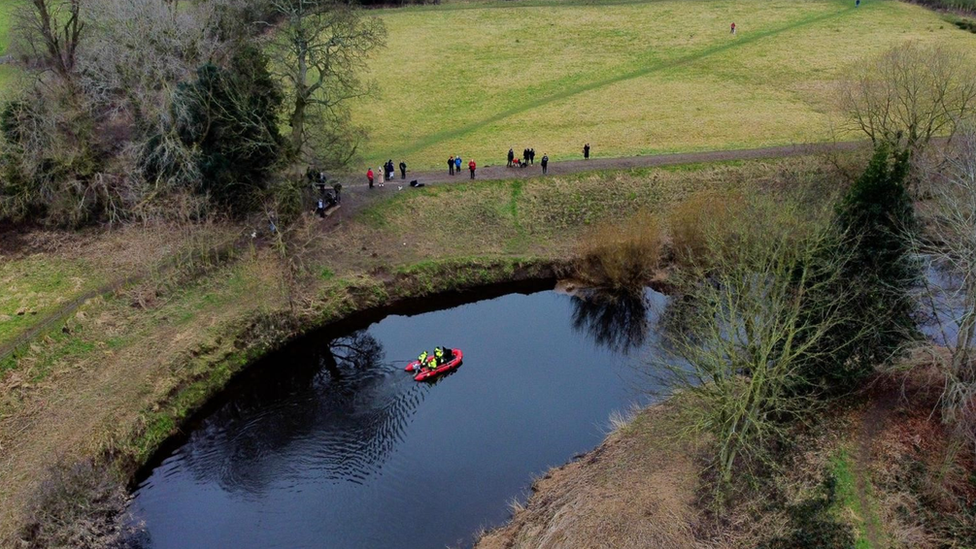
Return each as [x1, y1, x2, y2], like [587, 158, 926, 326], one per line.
[130, 287, 667, 549]
[919, 257, 970, 348]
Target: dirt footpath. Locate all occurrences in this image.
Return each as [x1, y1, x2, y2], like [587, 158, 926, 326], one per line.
[338, 141, 864, 196]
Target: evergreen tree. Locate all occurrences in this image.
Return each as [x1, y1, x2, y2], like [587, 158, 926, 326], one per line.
[814, 144, 919, 389]
[143, 44, 284, 214]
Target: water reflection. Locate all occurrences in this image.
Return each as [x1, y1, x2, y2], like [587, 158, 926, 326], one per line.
[570, 289, 650, 355]
[919, 256, 969, 348]
[167, 331, 427, 497]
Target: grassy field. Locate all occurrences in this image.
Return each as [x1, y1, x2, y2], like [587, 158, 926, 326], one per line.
[0, 1, 18, 95]
[350, 0, 976, 169]
[0, 2, 12, 55]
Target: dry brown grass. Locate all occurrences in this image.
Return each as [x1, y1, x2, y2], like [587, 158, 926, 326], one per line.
[16, 459, 136, 549]
[668, 191, 745, 267]
[575, 211, 664, 292]
[476, 403, 705, 549]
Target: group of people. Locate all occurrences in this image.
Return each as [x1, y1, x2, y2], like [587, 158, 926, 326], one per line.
[364, 142, 594, 188]
[507, 148, 552, 173]
[417, 347, 453, 370]
[306, 168, 342, 217]
[507, 148, 538, 168]
[367, 159, 409, 188]
[447, 155, 477, 179]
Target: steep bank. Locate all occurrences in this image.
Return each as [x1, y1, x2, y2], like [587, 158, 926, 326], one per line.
[476, 403, 704, 549]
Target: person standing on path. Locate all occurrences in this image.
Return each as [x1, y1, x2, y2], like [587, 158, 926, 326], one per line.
[378, 166, 385, 187]
[367, 167, 374, 188]
[468, 159, 476, 179]
[529, 148, 535, 165]
[456, 155, 462, 174]
[583, 143, 590, 159]
[541, 154, 549, 175]
[399, 161, 407, 180]
[507, 148, 514, 167]
[730, 22, 736, 34]
[449, 155, 455, 175]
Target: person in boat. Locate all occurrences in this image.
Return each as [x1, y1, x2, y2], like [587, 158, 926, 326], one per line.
[418, 350, 431, 369]
[433, 346, 454, 366]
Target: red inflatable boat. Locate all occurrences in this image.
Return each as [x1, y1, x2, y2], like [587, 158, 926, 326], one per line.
[404, 349, 464, 381]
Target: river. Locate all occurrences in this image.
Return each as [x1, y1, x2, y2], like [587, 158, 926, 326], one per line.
[129, 285, 667, 549]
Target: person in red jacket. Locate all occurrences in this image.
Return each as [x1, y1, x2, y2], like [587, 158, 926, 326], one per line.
[468, 159, 476, 179]
[367, 168, 374, 188]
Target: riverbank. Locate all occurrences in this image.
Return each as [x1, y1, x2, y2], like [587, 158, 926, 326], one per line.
[0, 154, 855, 544]
[476, 380, 976, 548]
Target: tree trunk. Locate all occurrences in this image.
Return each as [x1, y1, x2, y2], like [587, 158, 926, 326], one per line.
[290, 94, 306, 156]
[289, 48, 309, 157]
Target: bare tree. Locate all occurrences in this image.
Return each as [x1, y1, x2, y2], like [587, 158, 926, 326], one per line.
[14, 0, 84, 80]
[913, 121, 976, 453]
[659, 197, 855, 495]
[77, 0, 222, 124]
[839, 42, 976, 153]
[267, 0, 386, 160]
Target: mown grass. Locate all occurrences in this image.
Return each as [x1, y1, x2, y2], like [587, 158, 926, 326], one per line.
[0, 0, 20, 96]
[0, 1, 13, 55]
[351, 0, 976, 169]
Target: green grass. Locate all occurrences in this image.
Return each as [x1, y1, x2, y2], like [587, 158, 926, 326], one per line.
[350, 0, 976, 169]
[0, 1, 13, 56]
[830, 448, 882, 549]
[0, 1, 21, 97]
[0, 257, 106, 348]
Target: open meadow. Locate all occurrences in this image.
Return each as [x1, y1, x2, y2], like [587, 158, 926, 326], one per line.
[0, 1, 17, 94]
[351, 0, 976, 169]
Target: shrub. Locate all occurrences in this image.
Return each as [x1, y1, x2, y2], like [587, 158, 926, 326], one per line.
[830, 144, 919, 383]
[17, 460, 140, 549]
[0, 87, 114, 227]
[576, 211, 663, 292]
[668, 192, 745, 267]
